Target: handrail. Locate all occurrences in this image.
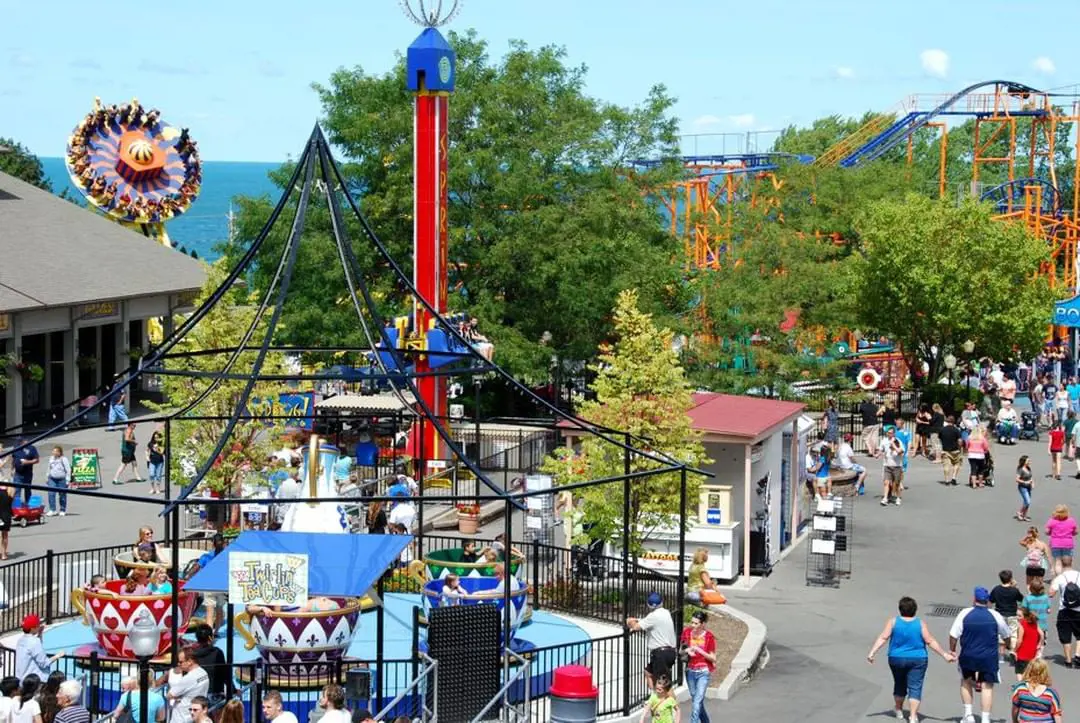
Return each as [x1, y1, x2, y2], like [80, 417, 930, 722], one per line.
[470, 650, 530, 723]
[374, 653, 438, 722]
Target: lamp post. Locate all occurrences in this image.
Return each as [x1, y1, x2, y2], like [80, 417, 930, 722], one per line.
[944, 353, 957, 415]
[129, 610, 162, 723]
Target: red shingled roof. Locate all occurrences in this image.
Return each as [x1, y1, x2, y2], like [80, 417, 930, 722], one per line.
[689, 392, 805, 441]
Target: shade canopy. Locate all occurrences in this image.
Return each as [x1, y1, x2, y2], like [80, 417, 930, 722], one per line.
[184, 531, 412, 597]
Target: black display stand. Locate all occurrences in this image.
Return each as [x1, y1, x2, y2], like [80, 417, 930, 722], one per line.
[805, 495, 855, 587]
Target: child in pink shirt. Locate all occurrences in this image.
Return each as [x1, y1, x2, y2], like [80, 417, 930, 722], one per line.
[1046, 504, 1078, 576]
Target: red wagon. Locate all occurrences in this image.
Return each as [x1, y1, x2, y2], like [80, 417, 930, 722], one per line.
[13, 495, 45, 527]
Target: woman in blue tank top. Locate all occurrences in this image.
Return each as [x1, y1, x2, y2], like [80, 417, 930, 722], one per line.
[867, 596, 955, 723]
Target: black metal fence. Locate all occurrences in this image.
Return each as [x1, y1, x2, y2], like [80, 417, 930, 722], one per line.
[0, 530, 683, 719]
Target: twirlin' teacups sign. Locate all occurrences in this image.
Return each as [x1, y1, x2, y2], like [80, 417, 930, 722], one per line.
[228, 552, 309, 607]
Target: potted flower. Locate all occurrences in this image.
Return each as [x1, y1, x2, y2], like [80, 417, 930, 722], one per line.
[456, 501, 481, 534]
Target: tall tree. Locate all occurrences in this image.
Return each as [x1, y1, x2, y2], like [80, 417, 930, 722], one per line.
[541, 289, 708, 553]
[0, 137, 51, 191]
[224, 32, 685, 383]
[852, 193, 1052, 381]
[148, 262, 289, 499]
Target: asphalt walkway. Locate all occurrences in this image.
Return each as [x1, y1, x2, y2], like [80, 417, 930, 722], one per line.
[712, 433, 1080, 722]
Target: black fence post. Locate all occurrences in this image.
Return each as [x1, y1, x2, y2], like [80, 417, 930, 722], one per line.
[531, 539, 540, 611]
[44, 549, 54, 624]
[89, 651, 100, 714]
[411, 604, 421, 714]
[621, 434, 632, 717]
[676, 466, 688, 685]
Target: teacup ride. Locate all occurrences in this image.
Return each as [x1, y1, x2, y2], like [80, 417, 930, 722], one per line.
[420, 577, 534, 656]
[419, 549, 531, 627]
[423, 547, 525, 580]
[230, 434, 374, 687]
[70, 579, 198, 661]
[113, 547, 206, 581]
[232, 595, 374, 686]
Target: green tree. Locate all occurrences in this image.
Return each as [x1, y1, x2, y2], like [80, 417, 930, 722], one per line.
[149, 261, 289, 497]
[0, 137, 51, 191]
[225, 31, 685, 382]
[541, 289, 709, 554]
[686, 207, 855, 394]
[852, 193, 1052, 381]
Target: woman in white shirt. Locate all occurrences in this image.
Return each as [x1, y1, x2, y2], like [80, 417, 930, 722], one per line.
[12, 675, 42, 723]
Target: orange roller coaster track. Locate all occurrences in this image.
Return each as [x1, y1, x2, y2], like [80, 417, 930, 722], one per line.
[654, 82, 1080, 290]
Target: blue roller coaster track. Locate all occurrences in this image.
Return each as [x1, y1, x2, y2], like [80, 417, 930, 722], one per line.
[837, 80, 1047, 168]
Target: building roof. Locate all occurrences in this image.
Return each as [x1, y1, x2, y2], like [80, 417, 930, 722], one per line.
[0, 170, 206, 313]
[689, 392, 805, 442]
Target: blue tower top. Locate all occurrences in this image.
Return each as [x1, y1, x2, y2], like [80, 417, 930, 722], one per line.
[406, 27, 455, 93]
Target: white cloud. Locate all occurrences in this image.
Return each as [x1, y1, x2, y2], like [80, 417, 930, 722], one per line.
[1032, 56, 1056, 75]
[920, 49, 949, 78]
[8, 53, 34, 68]
[729, 113, 755, 128]
[834, 66, 855, 79]
[691, 114, 723, 129]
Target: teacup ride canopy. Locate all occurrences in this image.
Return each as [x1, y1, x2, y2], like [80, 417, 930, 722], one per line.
[184, 531, 411, 603]
[65, 97, 201, 240]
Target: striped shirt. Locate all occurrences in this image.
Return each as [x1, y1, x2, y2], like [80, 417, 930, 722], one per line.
[1011, 682, 1061, 722]
[1023, 593, 1052, 631]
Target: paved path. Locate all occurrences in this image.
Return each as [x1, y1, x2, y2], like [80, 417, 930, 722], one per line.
[710, 434, 1080, 722]
[4, 415, 171, 563]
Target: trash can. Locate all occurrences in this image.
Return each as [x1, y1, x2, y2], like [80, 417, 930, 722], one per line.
[549, 664, 598, 723]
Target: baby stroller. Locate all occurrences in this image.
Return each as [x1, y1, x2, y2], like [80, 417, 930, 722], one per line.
[982, 449, 995, 487]
[13, 495, 45, 527]
[1019, 411, 1040, 441]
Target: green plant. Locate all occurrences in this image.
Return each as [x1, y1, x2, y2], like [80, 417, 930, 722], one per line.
[539, 577, 582, 609]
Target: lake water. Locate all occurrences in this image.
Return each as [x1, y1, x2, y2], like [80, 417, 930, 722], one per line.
[41, 157, 282, 261]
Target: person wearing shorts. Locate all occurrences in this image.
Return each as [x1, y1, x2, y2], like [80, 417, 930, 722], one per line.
[938, 416, 963, 486]
[949, 587, 1011, 723]
[879, 427, 906, 506]
[1049, 555, 1080, 666]
[1046, 504, 1078, 576]
[627, 592, 676, 690]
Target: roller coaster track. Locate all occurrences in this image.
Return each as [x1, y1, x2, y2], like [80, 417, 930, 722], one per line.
[815, 80, 1047, 168]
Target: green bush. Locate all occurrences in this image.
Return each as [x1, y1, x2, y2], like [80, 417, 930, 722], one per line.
[918, 383, 984, 413]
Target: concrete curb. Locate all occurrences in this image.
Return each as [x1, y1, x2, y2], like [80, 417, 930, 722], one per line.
[707, 602, 769, 701]
[600, 602, 768, 719]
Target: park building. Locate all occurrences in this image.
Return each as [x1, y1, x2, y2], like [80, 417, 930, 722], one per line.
[0, 170, 206, 431]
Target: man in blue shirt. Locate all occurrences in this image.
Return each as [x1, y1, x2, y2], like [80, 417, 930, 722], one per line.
[15, 614, 64, 680]
[11, 437, 39, 505]
[949, 586, 1011, 723]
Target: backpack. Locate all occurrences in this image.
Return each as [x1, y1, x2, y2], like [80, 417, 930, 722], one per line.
[1063, 571, 1080, 610]
[1024, 547, 1045, 569]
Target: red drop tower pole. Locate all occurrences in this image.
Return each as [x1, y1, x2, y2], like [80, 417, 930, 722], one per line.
[407, 28, 455, 462]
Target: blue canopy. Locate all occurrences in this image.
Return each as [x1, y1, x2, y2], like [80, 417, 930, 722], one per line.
[183, 531, 412, 597]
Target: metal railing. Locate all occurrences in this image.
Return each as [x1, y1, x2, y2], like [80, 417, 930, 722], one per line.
[1, 530, 681, 720]
[374, 653, 438, 722]
[471, 650, 529, 722]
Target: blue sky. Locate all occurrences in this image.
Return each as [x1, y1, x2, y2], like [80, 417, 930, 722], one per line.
[3, 0, 1078, 162]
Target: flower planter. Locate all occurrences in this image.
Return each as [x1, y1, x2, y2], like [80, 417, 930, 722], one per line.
[457, 512, 479, 534]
